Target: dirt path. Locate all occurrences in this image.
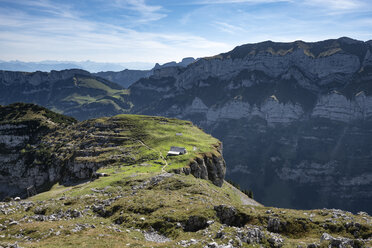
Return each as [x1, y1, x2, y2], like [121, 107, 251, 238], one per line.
[136, 140, 168, 173]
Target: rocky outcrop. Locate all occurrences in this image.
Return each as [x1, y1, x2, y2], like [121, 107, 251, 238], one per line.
[320, 232, 365, 248]
[214, 205, 250, 227]
[183, 215, 209, 232]
[181, 144, 226, 187]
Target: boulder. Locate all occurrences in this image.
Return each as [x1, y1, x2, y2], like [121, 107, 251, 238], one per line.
[214, 205, 250, 227]
[183, 216, 209, 232]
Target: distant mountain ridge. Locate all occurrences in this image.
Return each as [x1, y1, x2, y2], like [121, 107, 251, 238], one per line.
[0, 58, 197, 89]
[0, 69, 132, 120]
[94, 57, 196, 88]
[153, 57, 197, 70]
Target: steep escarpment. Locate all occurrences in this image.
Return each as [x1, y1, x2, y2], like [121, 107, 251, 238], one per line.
[129, 37, 372, 213]
[173, 144, 226, 187]
[0, 103, 225, 200]
[0, 69, 132, 120]
[0, 103, 76, 199]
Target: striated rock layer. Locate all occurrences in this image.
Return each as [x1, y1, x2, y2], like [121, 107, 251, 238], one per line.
[173, 144, 226, 187]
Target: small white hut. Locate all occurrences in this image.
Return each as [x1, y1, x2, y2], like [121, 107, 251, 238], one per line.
[167, 146, 187, 156]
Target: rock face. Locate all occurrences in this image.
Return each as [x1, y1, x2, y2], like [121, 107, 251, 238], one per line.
[0, 115, 127, 199]
[186, 147, 226, 187]
[0, 103, 76, 199]
[128, 37, 372, 213]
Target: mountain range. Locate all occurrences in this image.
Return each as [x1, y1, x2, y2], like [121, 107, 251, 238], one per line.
[94, 57, 196, 88]
[1, 37, 371, 214]
[0, 58, 197, 89]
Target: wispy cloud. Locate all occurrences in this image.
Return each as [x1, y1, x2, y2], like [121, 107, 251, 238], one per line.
[0, 0, 78, 18]
[113, 0, 167, 23]
[0, 0, 230, 63]
[193, 0, 292, 4]
[304, 0, 364, 10]
[214, 21, 244, 34]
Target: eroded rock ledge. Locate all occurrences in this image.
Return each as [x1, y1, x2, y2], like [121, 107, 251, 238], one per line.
[172, 144, 226, 187]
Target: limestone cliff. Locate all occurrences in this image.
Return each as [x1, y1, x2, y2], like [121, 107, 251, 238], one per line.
[174, 144, 226, 187]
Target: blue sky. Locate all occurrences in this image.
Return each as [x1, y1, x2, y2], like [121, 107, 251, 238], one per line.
[0, 0, 371, 65]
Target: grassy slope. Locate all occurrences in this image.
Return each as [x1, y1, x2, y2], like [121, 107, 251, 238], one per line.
[0, 110, 371, 248]
[0, 103, 76, 127]
[39, 114, 220, 174]
[62, 76, 130, 105]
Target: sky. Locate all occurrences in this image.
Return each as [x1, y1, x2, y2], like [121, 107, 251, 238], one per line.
[0, 0, 371, 66]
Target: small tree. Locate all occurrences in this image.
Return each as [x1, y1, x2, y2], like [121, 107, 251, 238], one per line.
[227, 179, 254, 199]
[248, 190, 254, 199]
